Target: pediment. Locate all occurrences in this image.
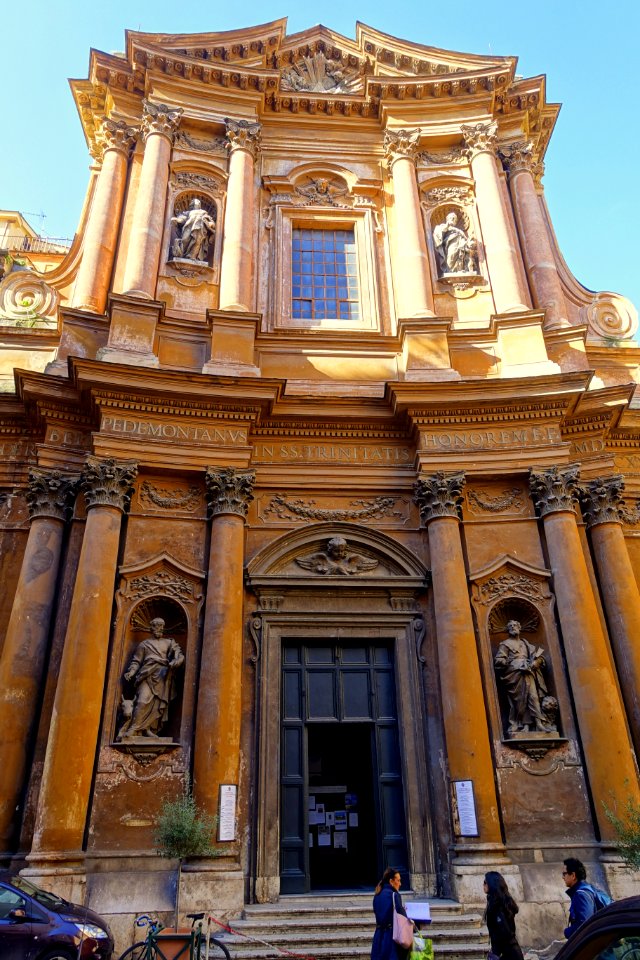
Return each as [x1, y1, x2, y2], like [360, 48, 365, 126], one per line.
[469, 555, 552, 609]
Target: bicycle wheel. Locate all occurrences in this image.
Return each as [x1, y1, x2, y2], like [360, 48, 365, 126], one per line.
[200, 936, 231, 960]
[117, 941, 149, 960]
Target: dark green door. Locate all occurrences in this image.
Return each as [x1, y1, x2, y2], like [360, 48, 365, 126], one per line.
[280, 641, 409, 893]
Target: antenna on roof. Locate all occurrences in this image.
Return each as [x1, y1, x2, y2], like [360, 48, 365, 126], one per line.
[23, 210, 47, 234]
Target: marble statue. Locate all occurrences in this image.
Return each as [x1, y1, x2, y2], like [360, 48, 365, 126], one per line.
[494, 619, 557, 736]
[117, 617, 185, 740]
[433, 211, 478, 275]
[171, 198, 216, 262]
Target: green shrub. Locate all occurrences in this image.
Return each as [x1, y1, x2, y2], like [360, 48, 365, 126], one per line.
[605, 796, 640, 871]
[154, 777, 218, 861]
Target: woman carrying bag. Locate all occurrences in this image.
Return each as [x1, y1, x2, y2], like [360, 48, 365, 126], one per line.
[483, 871, 524, 960]
[371, 867, 414, 960]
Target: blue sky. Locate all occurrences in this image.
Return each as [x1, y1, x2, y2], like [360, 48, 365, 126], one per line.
[2, 1, 638, 312]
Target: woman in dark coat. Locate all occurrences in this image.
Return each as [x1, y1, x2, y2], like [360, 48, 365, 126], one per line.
[483, 871, 524, 960]
[371, 867, 412, 960]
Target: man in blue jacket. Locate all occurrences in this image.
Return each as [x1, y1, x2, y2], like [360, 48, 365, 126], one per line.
[563, 857, 601, 938]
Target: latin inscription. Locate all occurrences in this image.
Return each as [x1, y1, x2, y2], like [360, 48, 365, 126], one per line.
[420, 425, 562, 450]
[101, 416, 247, 445]
[253, 444, 413, 464]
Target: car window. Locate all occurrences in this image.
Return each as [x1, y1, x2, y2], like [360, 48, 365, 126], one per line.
[0, 885, 26, 919]
[595, 937, 640, 960]
[5, 875, 65, 910]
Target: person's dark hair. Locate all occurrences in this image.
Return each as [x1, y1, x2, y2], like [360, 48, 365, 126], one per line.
[563, 858, 586, 881]
[484, 871, 519, 920]
[375, 867, 400, 895]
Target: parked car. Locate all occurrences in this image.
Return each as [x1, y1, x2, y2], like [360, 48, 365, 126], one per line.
[0, 872, 114, 960]
[553, 896, 640, 960]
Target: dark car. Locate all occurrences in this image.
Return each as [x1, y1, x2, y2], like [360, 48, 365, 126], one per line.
[553, 896, 640, 960]
[0, 872, 114, 960]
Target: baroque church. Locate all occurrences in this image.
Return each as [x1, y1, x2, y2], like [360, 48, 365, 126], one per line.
[1, 17, 640, 950]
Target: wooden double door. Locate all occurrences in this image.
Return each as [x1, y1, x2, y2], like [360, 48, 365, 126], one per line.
[280, 641, 409, 892]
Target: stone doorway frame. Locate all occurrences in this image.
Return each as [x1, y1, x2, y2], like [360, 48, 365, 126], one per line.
[245, 522, 434, 902]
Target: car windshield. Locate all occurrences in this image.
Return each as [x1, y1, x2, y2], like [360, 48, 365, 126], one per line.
[6, 875, 68, 910]
[595, 937, 640, 960]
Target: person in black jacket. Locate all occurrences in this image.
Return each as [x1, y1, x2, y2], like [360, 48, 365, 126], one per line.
[483, 871, 524, 960]
[371, 867, 412, 960]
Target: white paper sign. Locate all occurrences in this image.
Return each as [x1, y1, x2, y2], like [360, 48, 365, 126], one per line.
[218, 784, 237, 841]
[348, 813, 359, 827]
[325, 812, 335, 826]
[334, 831, 348, 849]
[318, 826, 331, 846]
[453, 780, 478, 837]
[309, 810, 325, 825]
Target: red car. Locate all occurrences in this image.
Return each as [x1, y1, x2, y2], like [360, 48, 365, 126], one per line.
[0, 872, 114, 960]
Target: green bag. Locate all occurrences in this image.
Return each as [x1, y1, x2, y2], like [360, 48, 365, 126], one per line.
[410, 934, 434, 960]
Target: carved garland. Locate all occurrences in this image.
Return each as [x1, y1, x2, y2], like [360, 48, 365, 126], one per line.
[262, 494, 405, 523]
[467, 488, 525, 515]
[139, 480, 202, 512]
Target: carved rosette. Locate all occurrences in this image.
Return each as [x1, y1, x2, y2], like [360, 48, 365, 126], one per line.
[414, 472, 466, 525]
[25, 468, 80, 522]
[529, 465, 580, 518]
[499, 140, 536, 177]
[97, 117, 139, 159]
[224, 118, 262, 160]
[580, 475, 625, 529]
[384, 128, 421, 168]
[461, 120, 499, 159]
[81, 456, 138, 513]
[205, 466, 256, 518]
[141, 100, 183, 143]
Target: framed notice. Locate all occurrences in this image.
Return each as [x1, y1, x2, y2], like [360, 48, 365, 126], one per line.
[451, 780, 479, 838]
[218, 784, 237, 841]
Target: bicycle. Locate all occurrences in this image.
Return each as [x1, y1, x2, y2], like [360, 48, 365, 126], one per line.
[117, 912, 231, 960]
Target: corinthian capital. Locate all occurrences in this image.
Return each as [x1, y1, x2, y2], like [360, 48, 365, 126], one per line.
[224, 118, 262, 159]
[580, 475, 625, 529]
[141, 100, 183, 142]
[81, 456, 138, 513]
[97, 117, 139, 158]
[206, 466, 256, 518]
[529, 464, 580, 517]
[384, 128, 421, 168]
[499, 139, 536, 177]
[461, 120, 499, 158]
[25, 469, 80, 522]
[414, 472, 465, 525]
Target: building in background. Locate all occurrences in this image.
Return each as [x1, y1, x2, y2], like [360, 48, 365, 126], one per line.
[1, 17, 640, 951]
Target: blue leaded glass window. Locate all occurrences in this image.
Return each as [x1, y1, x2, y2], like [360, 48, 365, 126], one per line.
[291, 227, 360, 321]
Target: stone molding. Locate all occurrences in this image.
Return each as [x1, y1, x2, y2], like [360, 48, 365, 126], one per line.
[205, 466, 256, 518]
[97, 117, 139, 158]
[25, 468, 80, 522]
[141, 100, 183, 143]
[224, 118, 262, 159]
[81, 456, 138, 513]
[499, 139, 536, 177]
[384, 128, 421, 167]
[579, 475, 625, 529]
[461, 120, 498, 158]
[414, 472, 466, 524]
[529, 464, 580, 518]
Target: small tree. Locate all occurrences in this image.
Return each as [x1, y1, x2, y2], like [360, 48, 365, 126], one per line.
[154, 777, 219, 926]
[604, 795, 640, 871]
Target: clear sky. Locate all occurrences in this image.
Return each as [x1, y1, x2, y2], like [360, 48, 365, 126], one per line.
[2, 1, 638, 313]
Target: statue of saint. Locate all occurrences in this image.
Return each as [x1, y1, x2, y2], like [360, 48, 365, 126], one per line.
[433, 211, 478, 275]
[117, 618, 185, 740]
[170, 198, 216, 262]
[494, 620, 557, 736]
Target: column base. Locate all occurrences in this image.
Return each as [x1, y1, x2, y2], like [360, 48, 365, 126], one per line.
[96, 346, 160, 367]
[202, 360, 260, 378]
[22, 852, 86, 903]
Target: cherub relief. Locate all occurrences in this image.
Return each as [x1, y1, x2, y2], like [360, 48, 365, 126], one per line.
[295, 536, 379, 575]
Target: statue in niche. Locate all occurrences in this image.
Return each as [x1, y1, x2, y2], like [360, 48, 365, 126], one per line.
[170, 198, 216, 262]
[117, 617, 185, 740]
[295, 536, 379, 575]
[494, 619, 557, 736]
[433, 211, 479, 275]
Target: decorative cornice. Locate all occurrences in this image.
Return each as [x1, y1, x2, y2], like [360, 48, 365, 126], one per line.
[224, 118, 262, 159]
[25, 469, 80, 522]
[141, 100, 183, 142]
[461, 120, 498, 158]
[499, 139, 536, 177]
[205, 466, 255, 518]
[97, 117, 139, 158]
[529, 464, 580, 518]
[579, 475, 625, 529]
[81, 456, 138, 513]
[414, 472, 465, 524]
[384, 127, 421, 167]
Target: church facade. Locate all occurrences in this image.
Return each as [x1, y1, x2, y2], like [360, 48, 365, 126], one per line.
[1, 17, 640, 946]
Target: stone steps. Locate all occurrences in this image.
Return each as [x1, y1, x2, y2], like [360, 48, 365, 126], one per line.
[212, 893, 489, 960]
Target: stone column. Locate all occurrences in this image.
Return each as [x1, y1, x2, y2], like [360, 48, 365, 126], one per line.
[529, 466, 640, 836]
[28, 457, 137, 867]
[580, 475, 640, 755]
[0, 470, 79, 854]
[384, 128, 435, 319]
[414, 473, 503, 847]
[193, 467, 255, 825]
[218, 119, 261, 312]
[501, 141, 569, 329]
[122, 101, 183, 299]
[71, 118, 138, 314]
[461, 121, 530, 314]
